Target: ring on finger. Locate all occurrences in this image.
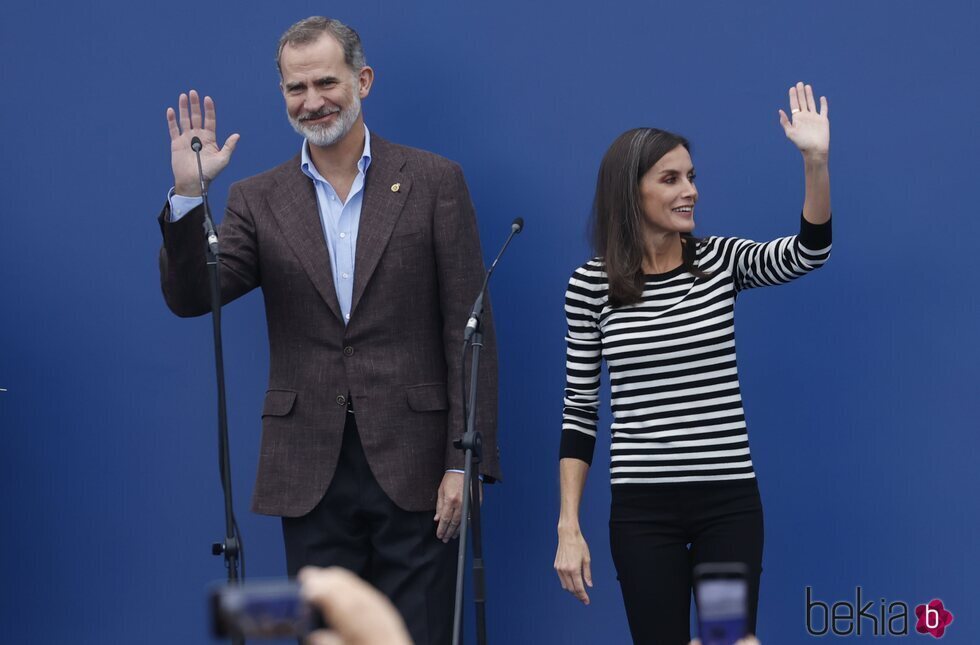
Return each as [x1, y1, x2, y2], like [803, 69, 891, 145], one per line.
[791, 108, 801, 114]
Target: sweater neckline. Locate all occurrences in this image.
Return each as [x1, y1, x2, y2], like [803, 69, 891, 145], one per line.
[644, 264, 688, 281]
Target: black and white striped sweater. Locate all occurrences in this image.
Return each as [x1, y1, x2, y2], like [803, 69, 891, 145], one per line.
[560, 217, 831, 485]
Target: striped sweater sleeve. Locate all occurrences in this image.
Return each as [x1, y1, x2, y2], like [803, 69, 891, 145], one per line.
[560, 262, 605, 464]
[709, 215, 832, 292]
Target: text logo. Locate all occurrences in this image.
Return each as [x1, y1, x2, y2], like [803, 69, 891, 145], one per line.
[806, 587, 953, 638]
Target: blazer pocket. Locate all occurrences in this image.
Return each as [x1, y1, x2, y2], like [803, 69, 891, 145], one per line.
[387, 230, 424, 251]
[262, 389, 297, 417]
[405, 383, 448, 412]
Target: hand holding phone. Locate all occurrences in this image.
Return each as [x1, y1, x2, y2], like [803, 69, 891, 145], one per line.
[694, 562, 750, 645]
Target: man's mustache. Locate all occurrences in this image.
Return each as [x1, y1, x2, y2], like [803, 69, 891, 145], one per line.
[299, 107, 340, 122]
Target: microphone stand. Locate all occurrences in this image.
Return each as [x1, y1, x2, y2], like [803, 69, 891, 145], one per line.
[452, 219, 523, 645]
[191, 137, 245, 645]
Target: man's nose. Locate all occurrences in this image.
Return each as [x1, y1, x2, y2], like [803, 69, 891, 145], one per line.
[303, 89, 326, 113]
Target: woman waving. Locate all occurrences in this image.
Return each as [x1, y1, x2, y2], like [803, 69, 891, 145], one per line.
[554, 82, 831, 644]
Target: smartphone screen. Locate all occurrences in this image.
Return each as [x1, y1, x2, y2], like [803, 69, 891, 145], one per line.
[694, 563, 748, 645]
[210, 580, 320, 639]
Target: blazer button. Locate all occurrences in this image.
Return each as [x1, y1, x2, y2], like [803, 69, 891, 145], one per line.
[344, 346, 354, 356]
[336, 394, 346, 406]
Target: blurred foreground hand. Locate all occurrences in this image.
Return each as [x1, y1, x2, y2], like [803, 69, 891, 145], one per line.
[299, 567, 413, 645]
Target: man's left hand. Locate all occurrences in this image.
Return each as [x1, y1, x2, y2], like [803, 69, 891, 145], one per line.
[434, 472, 464, 543]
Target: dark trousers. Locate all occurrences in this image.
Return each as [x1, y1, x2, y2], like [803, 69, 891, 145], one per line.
[282, 410, 456, 645]
[609, 479, 764, 645]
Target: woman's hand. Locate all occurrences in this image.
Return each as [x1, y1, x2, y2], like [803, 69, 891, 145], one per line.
[779, 81, 829, 162]
[554, 524, 593, 605]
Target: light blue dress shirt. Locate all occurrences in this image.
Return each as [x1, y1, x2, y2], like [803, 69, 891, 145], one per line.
[168, 126, 372, 325]
[300, 127, 372, 324]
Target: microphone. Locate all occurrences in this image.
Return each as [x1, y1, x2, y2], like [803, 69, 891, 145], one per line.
[464, 218, 525, 341]
[190, 136, 220, 257]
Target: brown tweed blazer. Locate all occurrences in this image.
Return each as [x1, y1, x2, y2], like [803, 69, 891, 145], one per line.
[158, 135, 499, 516]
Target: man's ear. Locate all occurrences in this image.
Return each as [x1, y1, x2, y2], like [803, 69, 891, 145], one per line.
[358, 66, 375, 99]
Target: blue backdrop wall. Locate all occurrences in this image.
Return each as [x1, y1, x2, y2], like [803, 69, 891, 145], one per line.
[1, 1, 977, 643]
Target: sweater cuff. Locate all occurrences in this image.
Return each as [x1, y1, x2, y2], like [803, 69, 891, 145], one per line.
[799, 212, 832, 249]
[559, 429, 596, 466]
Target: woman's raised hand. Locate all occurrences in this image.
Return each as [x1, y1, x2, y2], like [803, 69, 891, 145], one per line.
[166, 89, 240, 196]
[778, 82, 829, 161]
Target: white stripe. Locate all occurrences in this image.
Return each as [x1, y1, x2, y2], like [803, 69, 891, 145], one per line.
[611, 459, 753, 473]
[612, 354, 735, 380]
[613, 394, 743, 418]
[609, 433, 747, 450]
[612, 366, 738, 393]
[613, 380, 739, 406]
[562, 425, 597, 438]
[612, 473, 756, 484]
[612, 406, 746, 429]
[603, 302, 735, 338]
[607, 338, 736, 368]
[611, 422, 746, 441]
[610, 447, 751, 461]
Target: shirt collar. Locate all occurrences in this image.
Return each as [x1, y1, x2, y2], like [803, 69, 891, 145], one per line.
[300, 124, 372, 182]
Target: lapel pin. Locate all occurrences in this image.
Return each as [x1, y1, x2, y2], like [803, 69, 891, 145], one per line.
[391, 183, 401, 193]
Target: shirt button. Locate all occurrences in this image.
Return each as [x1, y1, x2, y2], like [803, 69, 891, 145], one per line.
[336, 394, 346, 406]
[339, 232, 346, 239]
[342, 272, 349, 279]
[345, 314, 351, 320]
[344, 346, 354, 356]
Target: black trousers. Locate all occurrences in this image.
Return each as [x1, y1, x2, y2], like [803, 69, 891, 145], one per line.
[282, 409, 456, 645]
[609, 479, 764, 645]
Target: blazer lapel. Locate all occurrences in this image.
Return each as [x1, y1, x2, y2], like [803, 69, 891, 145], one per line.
[267, 159, 344, 322]
[351, 136, 410, 315]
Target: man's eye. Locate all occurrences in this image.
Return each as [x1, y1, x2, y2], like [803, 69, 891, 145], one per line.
[689, 174, 697, 182]
[664, 177, 675, 184]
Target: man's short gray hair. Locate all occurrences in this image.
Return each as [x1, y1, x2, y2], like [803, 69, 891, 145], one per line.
[276, 16, 366, 76]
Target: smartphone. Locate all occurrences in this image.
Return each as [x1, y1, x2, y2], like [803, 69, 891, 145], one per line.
[209, 579, 326, 640]
[693, 562, 749, 645]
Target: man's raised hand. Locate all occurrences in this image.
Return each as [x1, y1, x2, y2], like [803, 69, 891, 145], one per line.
[167, 90, 240, 196]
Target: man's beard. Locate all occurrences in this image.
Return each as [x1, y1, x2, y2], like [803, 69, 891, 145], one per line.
[288, 93, 361, 147]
